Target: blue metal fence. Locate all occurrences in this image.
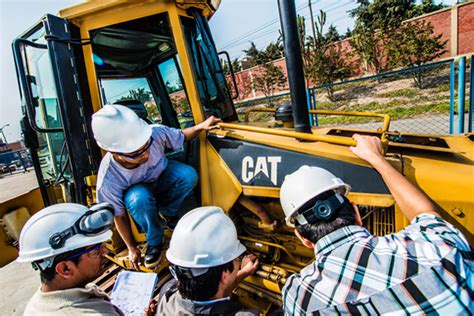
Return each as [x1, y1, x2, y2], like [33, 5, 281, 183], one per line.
[470, 56, 474, 133]
[449, 59, 456, 133]
[307, 56, 472, 134]
[236, 56, 472, 135]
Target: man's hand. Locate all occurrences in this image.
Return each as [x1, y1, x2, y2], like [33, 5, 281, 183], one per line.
[226, 254, 259, 296]
[349, 134, 385, 167]
[128, 245, 141, 271]
[183, 116, 222, 141]
[144, 299, 156, 316]
[196, 116, 222, 132]
[350, 134, 437, 220]
[238, 254, 259, 279]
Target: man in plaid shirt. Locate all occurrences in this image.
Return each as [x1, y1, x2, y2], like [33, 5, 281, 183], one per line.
[279, 135, 473, 315]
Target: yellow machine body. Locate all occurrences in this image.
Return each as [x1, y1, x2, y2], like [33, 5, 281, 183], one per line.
[4, 0, 473, 313]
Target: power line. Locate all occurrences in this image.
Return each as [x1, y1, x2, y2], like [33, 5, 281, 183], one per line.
[108, 81, 149, 101]
[219, 1, 315, 50]
[225, 0, 356, 60]
[222, 0, 355, 54]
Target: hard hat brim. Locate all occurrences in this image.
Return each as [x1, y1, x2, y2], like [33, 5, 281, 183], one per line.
[17, 230, 112, 263]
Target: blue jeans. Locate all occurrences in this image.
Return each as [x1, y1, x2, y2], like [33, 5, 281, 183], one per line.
[123, 160, 198, 247]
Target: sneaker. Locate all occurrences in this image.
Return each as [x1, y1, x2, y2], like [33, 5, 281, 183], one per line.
[144, 244, 162, 268]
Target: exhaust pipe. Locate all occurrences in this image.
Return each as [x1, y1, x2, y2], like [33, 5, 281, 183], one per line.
[277, 0, 311, 134]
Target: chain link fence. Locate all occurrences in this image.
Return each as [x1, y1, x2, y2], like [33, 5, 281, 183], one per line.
[237, 57, 472, 135]
[308, 59, 469, 135]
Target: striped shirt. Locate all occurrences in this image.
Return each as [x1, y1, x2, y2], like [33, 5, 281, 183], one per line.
[282, 214, 473, 315]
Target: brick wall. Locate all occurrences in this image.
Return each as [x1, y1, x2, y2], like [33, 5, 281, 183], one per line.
[410, 8, 452, 58]
[228, 2, 473, 102]
[458, 3, 474, 55]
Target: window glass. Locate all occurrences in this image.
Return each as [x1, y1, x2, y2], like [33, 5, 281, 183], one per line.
[181, 14, 236, 122]
[22, 37, 69, 183]
[158, 58, 193, 128]
[99, 78, 162, 124]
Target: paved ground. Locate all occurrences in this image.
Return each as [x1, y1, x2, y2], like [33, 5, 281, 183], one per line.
[0, 170, 38, 203]
[0, 169, 40, 314]
[0, 261, 39, 315]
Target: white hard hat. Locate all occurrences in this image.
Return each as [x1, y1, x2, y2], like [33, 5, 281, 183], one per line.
[91, 104, 152, 153]
[280, 166, 351, 227]
[166, 207, 246, 270]
[17, 203, 113, 269]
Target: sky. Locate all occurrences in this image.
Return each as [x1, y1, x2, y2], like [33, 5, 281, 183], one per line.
[0, 0, 455, 142]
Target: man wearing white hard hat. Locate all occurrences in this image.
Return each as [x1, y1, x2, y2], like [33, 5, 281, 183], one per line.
[92, 104, 220, 269]
[280, 135, 473, 315]
[17, 203, 123, 315]
[156, 206, 259, 315]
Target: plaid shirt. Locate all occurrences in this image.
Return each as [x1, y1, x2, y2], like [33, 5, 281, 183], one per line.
[282, 214, 473, 315]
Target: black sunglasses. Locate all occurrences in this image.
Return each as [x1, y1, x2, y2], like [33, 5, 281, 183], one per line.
[118, 137, 154, 159]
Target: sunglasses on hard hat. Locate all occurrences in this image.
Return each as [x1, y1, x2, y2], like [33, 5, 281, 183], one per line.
[118, 137, 154, 159]
[49, 203, 114, 250]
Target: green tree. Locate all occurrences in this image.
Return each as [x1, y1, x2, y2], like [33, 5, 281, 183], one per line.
[305, 10, 352, 100]
[116, 87, 152, 103]
[295, 14, 314, 86]
[349, 0, 447, 75]
[411, 0, 448, 16]
[262, 41, 284, 62]
[243, 42, 262, 67]
[344, 28, 352, 39]
[221, 58, 242, 76]
[243, 40, 283, 67]
[325, 25, 341, 43]
[252, 62, 287, 106]
[165, 81, 184, 94]
[349, 0, 416, 74]
[387, 20, 447, 88]
[231, 58, 242, 73]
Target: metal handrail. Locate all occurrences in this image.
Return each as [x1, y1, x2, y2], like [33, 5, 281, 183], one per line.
[244, 108, 391, 133]
[218, 122, 357, 146]
[225, 109, 393, 151]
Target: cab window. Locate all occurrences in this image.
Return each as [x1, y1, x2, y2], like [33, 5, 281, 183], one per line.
[158, 57, 193, 128]
[99, 77, 162, 124]
[181, 12, 237, 122]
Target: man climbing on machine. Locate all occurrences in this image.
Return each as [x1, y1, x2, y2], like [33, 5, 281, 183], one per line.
[92, 104, 220, 269]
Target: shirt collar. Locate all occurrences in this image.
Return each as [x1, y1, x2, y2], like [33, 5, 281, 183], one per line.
[314, 225, 372, 258]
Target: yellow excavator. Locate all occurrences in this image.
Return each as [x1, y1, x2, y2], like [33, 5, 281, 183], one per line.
[2, 0, 473, 313]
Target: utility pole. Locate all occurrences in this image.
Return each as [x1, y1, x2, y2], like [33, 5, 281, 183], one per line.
[0, 124, 10, 150]
[308, 0, 317, 48]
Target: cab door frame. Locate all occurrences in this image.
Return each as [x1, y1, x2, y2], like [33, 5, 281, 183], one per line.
[13, 14, 101, 205]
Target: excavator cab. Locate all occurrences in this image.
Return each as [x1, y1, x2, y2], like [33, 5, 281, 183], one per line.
[9, 0, 239, 264]
[12, 1, 237, 207]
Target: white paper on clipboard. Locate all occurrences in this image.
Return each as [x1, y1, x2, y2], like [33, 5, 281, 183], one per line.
[111, 271, 158, 315]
